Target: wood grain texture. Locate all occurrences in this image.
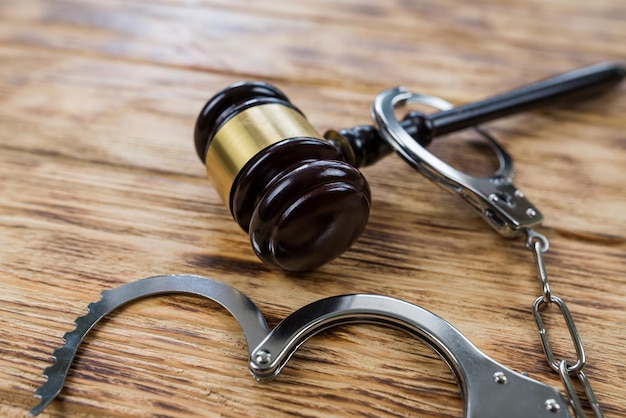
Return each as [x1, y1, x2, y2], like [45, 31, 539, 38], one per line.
[0, 0, 624, 417]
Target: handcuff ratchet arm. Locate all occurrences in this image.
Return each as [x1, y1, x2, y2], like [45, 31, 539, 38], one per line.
[30, 274, 269, 417]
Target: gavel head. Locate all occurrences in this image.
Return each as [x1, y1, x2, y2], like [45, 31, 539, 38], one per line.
[194, 81, 371, 271]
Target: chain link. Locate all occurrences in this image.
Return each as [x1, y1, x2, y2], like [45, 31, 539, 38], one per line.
[524, 228, 603, 418]
[532, 296, 586, 373]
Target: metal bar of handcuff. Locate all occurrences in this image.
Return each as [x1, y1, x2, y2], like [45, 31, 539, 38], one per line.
[30, 275, 270, 417]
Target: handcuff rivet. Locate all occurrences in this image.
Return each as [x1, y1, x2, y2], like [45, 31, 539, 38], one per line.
[255, 350, 272, 365]
[545, 398, 561, 413]
[493, 371, 507, 384]
[526, 208, 537, 218]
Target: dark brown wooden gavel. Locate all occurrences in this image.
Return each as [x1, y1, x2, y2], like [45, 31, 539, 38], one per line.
[193, 62, 624, 271]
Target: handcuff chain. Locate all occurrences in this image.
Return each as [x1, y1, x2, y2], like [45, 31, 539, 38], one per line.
[524, 229, 603, 418]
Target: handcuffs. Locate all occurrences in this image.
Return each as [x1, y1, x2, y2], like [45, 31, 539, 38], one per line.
[30, 275, 569, 418]
[32, 78, 615, 417]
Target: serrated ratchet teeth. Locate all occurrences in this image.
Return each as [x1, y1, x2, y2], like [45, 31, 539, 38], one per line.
[30, 274, 268, 416]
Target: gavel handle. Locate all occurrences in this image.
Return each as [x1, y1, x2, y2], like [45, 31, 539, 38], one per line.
[333, 62, 625, 167]
[425, 61, 625, 139]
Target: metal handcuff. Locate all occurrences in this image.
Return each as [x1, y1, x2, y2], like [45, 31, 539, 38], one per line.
[31, 275, 569, 418]
[32, 82, 611, 417]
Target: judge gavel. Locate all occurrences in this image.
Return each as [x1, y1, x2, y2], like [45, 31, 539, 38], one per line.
[193, 62, 624, 271]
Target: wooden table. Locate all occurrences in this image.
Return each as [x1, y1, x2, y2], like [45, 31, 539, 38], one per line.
[1, 1, 624, 416]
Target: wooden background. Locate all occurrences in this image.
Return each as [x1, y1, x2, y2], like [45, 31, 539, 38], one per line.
[1, 0, 624, 416]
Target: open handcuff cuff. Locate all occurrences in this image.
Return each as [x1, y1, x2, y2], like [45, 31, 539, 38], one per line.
[32, 64, 624, 417]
